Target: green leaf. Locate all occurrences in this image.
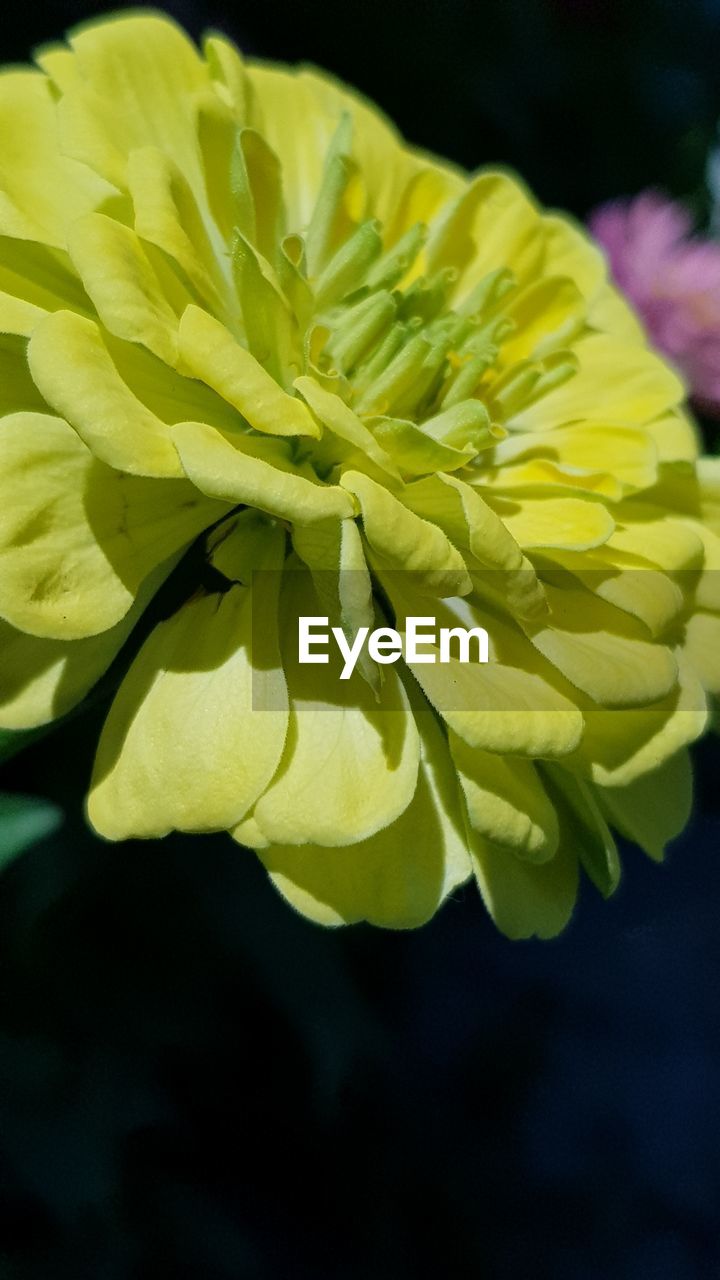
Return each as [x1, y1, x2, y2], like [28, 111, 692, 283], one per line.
[0, 725, 50, 765]
[0, 792, 63, 870]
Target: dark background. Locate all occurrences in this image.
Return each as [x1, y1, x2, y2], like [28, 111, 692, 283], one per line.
[2, 2, 720, 1276]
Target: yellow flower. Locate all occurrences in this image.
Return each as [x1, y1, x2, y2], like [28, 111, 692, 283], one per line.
[1, 11, 719, 937]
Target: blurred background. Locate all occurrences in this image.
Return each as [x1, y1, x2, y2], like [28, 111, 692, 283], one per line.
[2, 1, 720, 1276]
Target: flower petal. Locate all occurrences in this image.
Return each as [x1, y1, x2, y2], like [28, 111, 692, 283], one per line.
[569, 654, 707, 786]
[51, 14, 209, 193]
[525, 582, 678, 708]
[0, 413, 224, 639]
[609, 508, 704, 571]
[250, 565, 420, 847]
[172, 420, 356, 522]
[381, 582, 584, 757]
[367, 414, 479, 476]
[0, 567, 168, 730]
[128, 148, 228, 315]
[67, 213, 180, 364]
[0, 335, 48, 416]
[646, 411, 698, 464]
[543, 765, 620, 896]
[542, 551, 684, 639]
[292, 516, 379, 694]
[257, 698, 470, 928]
[294, 376, 400, 478]
[451, 732, 559, 862]
[0, 70, 115, 245]
[413, 658, 584, 757]
[682, 611, 720, 695]
[28, 311, 184, 477]
[340, 469, 472, 597]
[469, 830, 578, 940]
[246, 60, 456, 233]
[509, 333, 683, 431]
[178, 305, 320, 438]
[490, 424, 659, 496]
[490, 495, 615, 551]
[543, 213, 605, 300]
[588, 283, 647, 343]
[598, 750, 694, 862]
[404, 472, 546, 618]
[500, 276, 586, 364]
[89, 516, 288, 839]
[0, 236, 92, 336]
[428, 171, 542, 288]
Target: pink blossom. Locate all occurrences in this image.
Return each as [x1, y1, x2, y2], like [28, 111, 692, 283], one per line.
[589, 191, 720, 413]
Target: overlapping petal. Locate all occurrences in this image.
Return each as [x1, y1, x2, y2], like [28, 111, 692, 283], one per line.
[0, 412, 223, 639]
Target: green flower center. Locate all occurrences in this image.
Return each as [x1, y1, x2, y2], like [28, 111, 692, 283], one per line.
[227, 115, 579, 482]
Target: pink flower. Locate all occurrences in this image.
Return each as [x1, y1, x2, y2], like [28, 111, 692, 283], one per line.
[589, 192, 720, 414]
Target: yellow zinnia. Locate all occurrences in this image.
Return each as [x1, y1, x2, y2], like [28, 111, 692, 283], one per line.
[1, 11, 718, 937]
